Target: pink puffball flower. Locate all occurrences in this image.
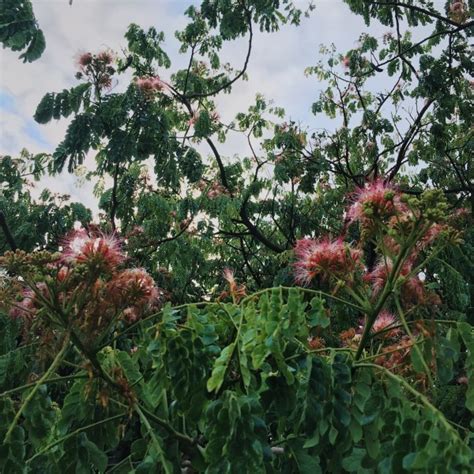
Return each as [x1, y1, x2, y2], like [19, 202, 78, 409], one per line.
[210, 111, 220, 122]
[136, 77, 154, 93]
[365, 259, 426, 305]
[371, 310, 401, 338]
[450, 1, 465, 12]
[97, 50, 113, 64]
[9, 283, 49, 320]
[222, 268, 236, 286]
[151, 76, 165, 91]
[76, 52, 93, 68]
[188, 112, 199, 127]
[9, 288, 36, 319]
[294, 237, 362, 285]
[136, 76, 165, 96]
[61, 229, 125, 272]
[112, 268, 160, 307]
[347, 179, 406, 225]
[222, 267, 247, 302]
[416, 223, 445, 253]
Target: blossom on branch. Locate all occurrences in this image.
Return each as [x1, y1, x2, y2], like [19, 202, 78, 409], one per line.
[370, 310, 401, 338]
[61, 229, 125, 272]
[347, 179, 406, 225]
[294, 237, 362, 285]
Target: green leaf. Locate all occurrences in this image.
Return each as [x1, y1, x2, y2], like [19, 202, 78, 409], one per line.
[81, 436, 108, 473]
[289, 442, 322, 474]
[34, 93, 55, 124]
[307, 297, 329, 328]
[207, 343, 235, 393]
[410, 344, 426, 373]
[19, 28, 45, 63]
[342, 448, 366, 472]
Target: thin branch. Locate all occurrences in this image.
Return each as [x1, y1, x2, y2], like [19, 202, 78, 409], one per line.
[110, 163, 120, 231]
[387, 98, 434, 181]
[370, 1, 469, 28]
[186, 7, 253, 99]
[4, 332, 70, 443]
[0, 211, 18, 250]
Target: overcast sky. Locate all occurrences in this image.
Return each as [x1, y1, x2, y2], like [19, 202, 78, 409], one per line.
[0, 0, 444, 210]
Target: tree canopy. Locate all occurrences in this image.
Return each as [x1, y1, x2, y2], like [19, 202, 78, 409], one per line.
[0, 0, 473, 472]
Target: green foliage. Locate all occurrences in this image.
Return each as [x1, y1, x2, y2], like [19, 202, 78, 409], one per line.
[0, 0, 45, 62]
[34, 84, 92, 124]
[2, 0, 474, 471]
[0, 152, 92, 252]
[1, 288, 473, 471]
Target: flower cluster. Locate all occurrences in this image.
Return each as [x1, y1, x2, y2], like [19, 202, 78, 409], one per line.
[294, 237, 362, 285]
[346, 179, 406, 226]
[449, 1, 469, 24]
[220, 268, 247, 303]
[292, 180, 457, 377]
[61, 229, 124, 273]
[2, 228, 162, 348]
[135, 76, 167, 97]
[75, 50, 115, 90]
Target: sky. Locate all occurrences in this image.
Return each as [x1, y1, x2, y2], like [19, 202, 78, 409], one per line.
[0, 0, 445, 211]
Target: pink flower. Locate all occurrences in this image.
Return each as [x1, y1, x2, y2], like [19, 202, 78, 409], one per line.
[123, 307, 140, 323]
[99, 75, 112, 89]
[342, 56, 351, 68]
[450, 1, 465, 12]
[61, 229, 124, 272]
[417, 223, 444, 251]
[223, 268, 236, 286]
[9, 289, 36, 319]
[371, 310, 401, 338]
[9, 283, 49, 320]
[222, 268, 246, 302]
[97, 51, 113, 64]
[136, 77, 154, 92]
[111, 268, 160, 307]
[151, 76, 165, 91]
[347, 179, 406, 225]
[77, 52, 93, 68]
[57, 265, 72, 282]
[136, 76, 165, 96]
[188, 112, 199, 127]
[365, 259, 426, 305]
[294, 237, 362, 285]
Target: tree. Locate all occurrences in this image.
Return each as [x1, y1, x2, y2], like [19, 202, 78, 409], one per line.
[0, 0, 473, 472]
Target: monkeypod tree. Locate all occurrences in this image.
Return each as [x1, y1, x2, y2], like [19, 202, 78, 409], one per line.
[0, 184, 473, 472]
[1, 0, 473, 472]
[27, 0, 474, 302]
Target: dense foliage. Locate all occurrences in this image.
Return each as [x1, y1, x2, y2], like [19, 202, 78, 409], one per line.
[0, 0, 473, 472]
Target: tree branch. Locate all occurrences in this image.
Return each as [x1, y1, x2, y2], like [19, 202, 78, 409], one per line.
[186, 7, 253, 100]
[387, 98, 434, 181]
[371, 1, 468, 27]
[0, 211, 18, 250]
